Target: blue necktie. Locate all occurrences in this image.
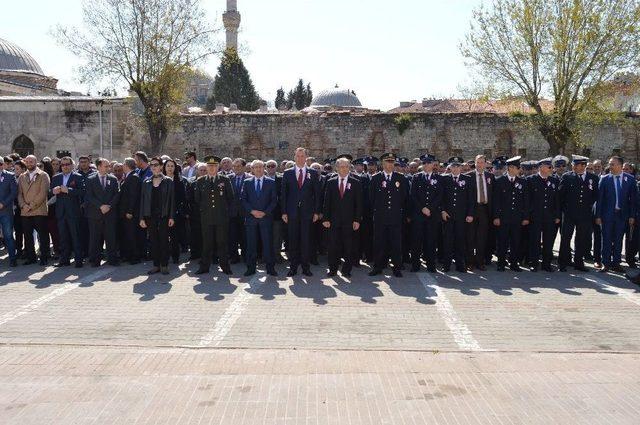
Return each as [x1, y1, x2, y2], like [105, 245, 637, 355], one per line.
[256, 179, 261, 197]
[615, 175, 621, 209]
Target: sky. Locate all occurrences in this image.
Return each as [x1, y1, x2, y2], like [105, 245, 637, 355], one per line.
[1, 0, 483, 111]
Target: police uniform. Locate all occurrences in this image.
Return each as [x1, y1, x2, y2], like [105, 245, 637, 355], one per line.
[558, 155, 599, 271]
[194, 156, 235, 274]
[492, 156, 529, 271]
[368, 153, 409, 277]
[527, 158, 560, 271]
[441, 157, 476, 272]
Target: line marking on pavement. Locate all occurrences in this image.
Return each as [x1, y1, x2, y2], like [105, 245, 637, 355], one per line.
[583, 275, 640, 307]
[0, 268, 114, 327]
[198, 274, 263, 347]
[417, 273, 483, 351]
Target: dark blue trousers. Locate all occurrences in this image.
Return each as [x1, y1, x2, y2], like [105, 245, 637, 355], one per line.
[245, 219, 274, 269]
[601, 212, 626, 266]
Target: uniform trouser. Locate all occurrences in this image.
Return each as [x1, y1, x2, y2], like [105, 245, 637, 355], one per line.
[0, 214, 16, 260]
[601, 213, 626, 267]
[200, 223, 229, 270]
[328, 224, 355, 273]
[519, 224, 529, 264]
[246, 220, 274, 270]
[190, 217, 202, 258]
[119, 216, 139, 262]
[228, 216, 245, 261]
[373, 222, 402, 271]
[360, 218, 373, 261]
[287, 214, 312, 270]
[57, 215, 82, 263]
[465, 204, 489, 267]
[402, 220, 412, 263]
[559, 215, 591, 267]
[169, 216, 185, 262]
[624, 221, 639, 265]
[442, 218, 466, 267]
[88, 214, 117, 264]
[22, 215, 49, 261]
[496, 220, 521, 266]
[411, 216, 439, 268]
[148, 217, 170, 267]
[528, 219, 557, 266]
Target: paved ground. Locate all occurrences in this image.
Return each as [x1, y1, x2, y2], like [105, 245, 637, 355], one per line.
[0, 255, 639, 424]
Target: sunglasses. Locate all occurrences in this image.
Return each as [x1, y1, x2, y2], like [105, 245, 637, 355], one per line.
[266, 164, 276, 168]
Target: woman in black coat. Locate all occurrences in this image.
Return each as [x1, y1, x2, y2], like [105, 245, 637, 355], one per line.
[163, 159, 187, 264]
[139, 157, 175, 275]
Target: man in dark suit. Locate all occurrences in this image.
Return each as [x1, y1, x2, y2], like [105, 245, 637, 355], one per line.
[595, 155, 637, 273]
[527, 158, 560, 272]
[368, 152, 410, 277]
[322, 155, 363, 277]
[84, 158, 120, 267]
[441, 157, 476, 272]
[228, 158, 248, 263]
[410, 154, 442, 272]
[241, 160, 278, 276]
[266, 160, 284, 264]
[0, 157, 18, 267]
[281, 147, 322, 277]
[50, 157, 85, 268]
[465, 154, 494, 271]
[118, 157, 141, 264]
[492, 156, 529, 272]
[558, 155, 599, 272]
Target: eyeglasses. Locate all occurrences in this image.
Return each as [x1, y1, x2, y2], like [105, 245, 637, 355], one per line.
[150, 163, 162, 167]
[266, 164, 276, 168]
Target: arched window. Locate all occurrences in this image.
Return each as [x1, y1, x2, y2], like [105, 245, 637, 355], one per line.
[12, 135, 34, 158]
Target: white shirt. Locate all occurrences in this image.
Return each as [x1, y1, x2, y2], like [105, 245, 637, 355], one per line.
[255, 176, 264, 191]
[28, 169, 38, 182]
[294, 165, 307, 181]
[383, 172, 392, 181]
[62, 173, 72, 187]
[476, 170, 487, 204]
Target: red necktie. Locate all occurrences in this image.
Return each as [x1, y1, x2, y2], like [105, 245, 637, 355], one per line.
[339, 178, 345, 198]
[297, 169, 303, 188]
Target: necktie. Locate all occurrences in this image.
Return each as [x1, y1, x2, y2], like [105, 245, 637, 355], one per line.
[454, 176, 458, 184]
[615, 175, 621, 209]
[339, 178, 345, 198]
[236, 176, 242, 192]
[478, 173, 486, 204]
[298, 169, 303, 188]
[256, 178, 261, 196]
[101, 175, 106, 188]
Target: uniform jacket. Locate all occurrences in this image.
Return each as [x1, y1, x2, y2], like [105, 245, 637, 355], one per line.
[84, 173, 120, 219]
[322, 174, 363, 227]
[49, 172, 84, 219]
[17, 168, 50, 217]
[241, 176, 278, 224]
[527, 174, 560, 222]
[441, 173, 476, 220]
[492, 174, 529, 222]
[410, 171, 443, 219]
[193, 174, 234, 225]
[559, 171, 599, 220]
[369, 171, 409, 226]
[280, 167, 322, 220]
[596, 172, 637, 221]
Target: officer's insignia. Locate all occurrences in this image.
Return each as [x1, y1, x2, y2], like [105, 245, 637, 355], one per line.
[106, 180, 110, 186]
[395, 181, 400, 188]
[431, 179, 437, 185]
[552, 184, 556, 189]
[347, 183, 351, 190]
[382, 180, 387, 188]
[218, 183, 225, 188]
[70, 180, 76, 187]
[486, 178, 491, 184]
[547, 181, 551, 187]
[0, 176, 3, 183]
[624, 176, 628, 182]
[515, 183, 522, 189]
[458, 180, 466, 187]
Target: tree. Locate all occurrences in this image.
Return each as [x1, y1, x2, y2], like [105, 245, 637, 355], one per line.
[274, 87, 287, 110]
[460, 0, 640, 154]
[285, 79, 313, 110]
[206, 48, 261, 111]
[55, 0, 220, 154]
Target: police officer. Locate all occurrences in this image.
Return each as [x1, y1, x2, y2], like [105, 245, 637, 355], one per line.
[553, 155, 569, 177]
[441, 156, 475, 273]
[410, 154, 443, 272]
[558, 155, 599, 272]
[492, 156, 529, 271]
[194, 156, 234, 275]
[527, 158, 560, 271]
[368, 152, 409, 277]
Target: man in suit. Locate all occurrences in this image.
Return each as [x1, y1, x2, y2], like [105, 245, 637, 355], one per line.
[84, 158, 120, 267]
[266, 159, 284, 264]
[492, 156, 529, 272]
[322, 155, 363, 277]
[76, 155, 93, 259]
[228, 158, 249, 263]
[0, 157, 18, 266]
[595, 155, 637, 273]
[558, 155, 599, 272]
[181, 151, 201, 180]
[50, 157, 85, 268]
[241, 160, 278, 276]
[410, 154, 442, 273]
[368, 152, 410, 277]
[441, 157, 476, 272]
[466, 154, 494, 271]
[194, 156, 235, 275]
[118, 158, 141, 264]
[527, 158, 560, 272]
[281, 147, 322, 277]
[17, 155, 51, 266]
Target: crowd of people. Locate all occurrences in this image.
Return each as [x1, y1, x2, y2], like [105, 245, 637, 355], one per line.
[0, 146, 638, 282]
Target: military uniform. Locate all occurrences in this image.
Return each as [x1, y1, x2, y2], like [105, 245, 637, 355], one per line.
[527, 158, 560, 271]
[194, 157, 235, 274]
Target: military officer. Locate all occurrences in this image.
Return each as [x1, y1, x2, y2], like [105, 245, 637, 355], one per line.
[410, 154, 443, 272]
[527, 158, 560, 271]
[441, 156, 476, 272]
[553, 155, 569, 177]
[194, 155, 234, 275]
[492, 156, 529, 271]
[558, 155, 599, 272]
[368, 152, 410, 277]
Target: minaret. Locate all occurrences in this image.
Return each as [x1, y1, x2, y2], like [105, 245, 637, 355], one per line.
[223, 0, 241, 51]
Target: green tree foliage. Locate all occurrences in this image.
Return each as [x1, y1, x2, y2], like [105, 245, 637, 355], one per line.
[284, 79, 313, 110]
[207, 48, 261, 111]
[274, 87, 287, 110]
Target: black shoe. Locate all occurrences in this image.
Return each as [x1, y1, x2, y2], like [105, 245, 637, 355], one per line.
[393, 270, 403, 278]
[39, 259, 47, 266]
[410, 264, 420, 272]
[427, 265, 437, 273]
[559, 266, 567, 272]
[541, 265, 554, 272]
[244, 269, 256, 276]
[327, 270, 337, 277]
[54, 261, 71, 268]
[441, 265, 451, 272]
[266, 268, 278, 276]
[74, 261, 83, 268]
[342, 271, 351, 278]
[287, 269, 297, 277]
[455, 267, 466, 273]
[368, 269, 382, 276]
[497, 265, 505, 272]
[195, 268, 209, 275]
[9, 259, 17, 267]
[510, 264, 522, 272]
[302, 269, 313, 277]
[221, 267, 232, 275]
[529, 265, 538, 272]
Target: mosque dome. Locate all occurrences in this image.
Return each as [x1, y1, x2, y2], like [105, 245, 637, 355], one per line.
[311, 85, 363, 108]
[0, 37, 45, 75]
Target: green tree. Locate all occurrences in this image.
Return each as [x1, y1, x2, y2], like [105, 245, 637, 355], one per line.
[275, 87, 287, 110]
[54, 0, 220, 154]
[284, 79, 313, 110]
[460, 0, 640, 154]
[207, 48, 261, 111]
